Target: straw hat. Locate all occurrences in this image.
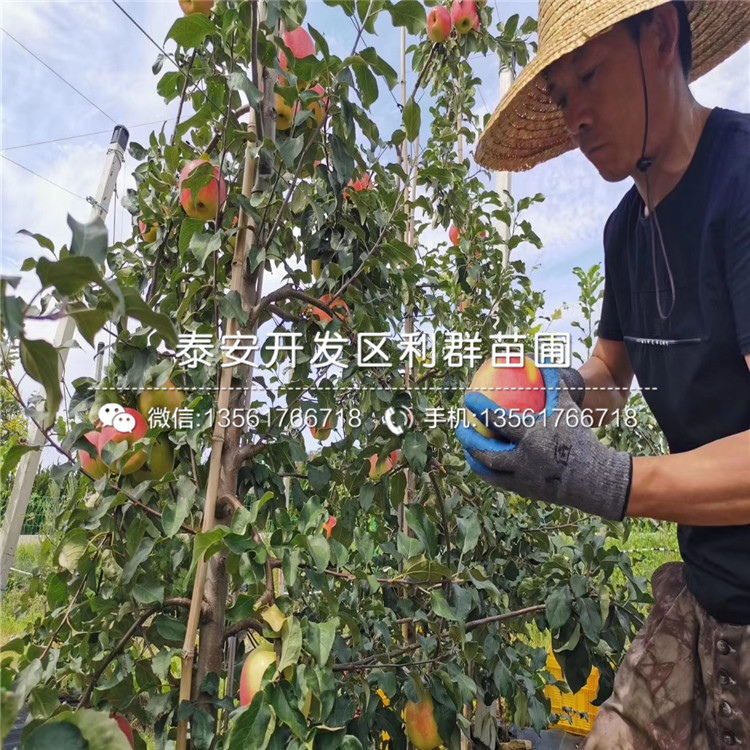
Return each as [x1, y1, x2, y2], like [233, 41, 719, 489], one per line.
[475, 0, 750, 172]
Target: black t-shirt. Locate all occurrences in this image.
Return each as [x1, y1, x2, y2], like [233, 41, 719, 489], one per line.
[597, 107, 750, 625]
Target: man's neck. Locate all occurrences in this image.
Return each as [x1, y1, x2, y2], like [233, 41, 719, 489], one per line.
[633, 100, 713, 212]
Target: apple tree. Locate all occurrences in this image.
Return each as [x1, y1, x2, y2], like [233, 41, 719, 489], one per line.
[1, 1, 650, 748]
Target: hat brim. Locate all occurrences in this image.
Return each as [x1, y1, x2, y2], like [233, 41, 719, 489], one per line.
[476, 0, 750, 172]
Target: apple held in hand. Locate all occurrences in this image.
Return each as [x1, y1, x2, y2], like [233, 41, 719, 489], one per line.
[404, 695, 443, 750]
[239, 646, 277, 707]
[179, 158, 227, 221]
[427, 6, 452, 43]
[369, 449, 401, 481]
[178, 0, 213, 16]
[466, 356, 546, 438]
[451, 0, 480, 34]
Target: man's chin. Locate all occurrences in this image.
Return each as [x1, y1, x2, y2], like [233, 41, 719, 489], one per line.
[591, 159, 631, 183]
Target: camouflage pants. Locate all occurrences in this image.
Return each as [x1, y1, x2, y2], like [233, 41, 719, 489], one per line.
[580, 562, 750, 750]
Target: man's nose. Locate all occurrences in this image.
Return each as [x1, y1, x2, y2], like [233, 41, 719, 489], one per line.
[563, 95, 593, 145]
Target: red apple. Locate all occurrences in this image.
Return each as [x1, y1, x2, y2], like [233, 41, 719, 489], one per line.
[459, 294, 470, 312]
[137, 379, 186, 423]
[323, 516, 337, 538]
[109, 713, 134, 749]
[309, 294, 350, 324]
[279, 26, 317, 73]
[78, 430, 106, 479]
[239, 647, 277, 707]
[306, 84, 328, 128]
[138, 220, 158, 243]
[345, 174, 374, 199]
[427, 6, 452, 43]
[449, 225, 461, 246]
[178, 0, 213, 16]
[179, 158, 227, 221]
[466, 356, 546, 438]
[100, 408, 149, 475]
[451, 0, 480, 34]
[369, 449, 400, 481]
[310, 418, 332, 440]
[404, 695, 442, 750]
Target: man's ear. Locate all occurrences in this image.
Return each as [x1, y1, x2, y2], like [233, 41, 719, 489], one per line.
[651, 3, 681, 72]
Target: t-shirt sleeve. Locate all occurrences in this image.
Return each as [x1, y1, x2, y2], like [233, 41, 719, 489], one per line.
[724, 171, 750, 355]
[596, 213, 623, 341]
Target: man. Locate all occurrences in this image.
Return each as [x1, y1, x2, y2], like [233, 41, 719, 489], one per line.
[458, 1, 750, 747]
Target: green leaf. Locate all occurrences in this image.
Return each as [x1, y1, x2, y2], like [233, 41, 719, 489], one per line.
[122, 535, 156, 584]
[166, 13, 215, 48]
[305, 617, 339, 666]
[17, 229, 55, 254]
[1, 442, 39, 483]
[352, 61, 378, 108]
[430, 588, 458, 621]
[20, 337, 62, 427]
[227, 71, 262, 106]
[278, 135, 305, 171]
[278, 616, 303, 674]
[403, 96, 420, 142]
[1, 689, 20, 740]
[457, 513, 480, 555]
[577, 596, 602, 642]
[225, 695, 275, 750]
[121, 286, 178, 347]
[404, 504, 437, 558]
[0, 289, 24, 340]
[26, 708, 133, 750]
[153, 615, 187, 642]
[36, 256, 104, 296]
[330, 133, 354, 186]
[57, 529, 88, 574]
[545, 586, 573, 630]
[388, 0, 426, 33]
[179, 217, 206, 254]
[306, 535, 330, 573]
[68, 305, 109, 346]
[163, 476, 196, 537]
[218, 290, 249, 326]
[400, 556, 451, 582]
[25, 723, 87, 750]
[402, 431, 427, 474]
[66, 214, 108, 265]
[133, 577, 165, 605]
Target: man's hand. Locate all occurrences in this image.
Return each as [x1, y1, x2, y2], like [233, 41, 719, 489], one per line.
[456, 366, 633, 521]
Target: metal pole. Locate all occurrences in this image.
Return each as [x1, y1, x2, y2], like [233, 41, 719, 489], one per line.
[497, 55, 515, 270]
[0, 126, 129, 601]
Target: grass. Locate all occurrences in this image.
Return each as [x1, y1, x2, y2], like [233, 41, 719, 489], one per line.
[622, 519, 680, 581]
[1, 542, 47, 649]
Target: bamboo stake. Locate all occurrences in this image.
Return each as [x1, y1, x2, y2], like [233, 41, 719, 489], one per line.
[175, 104, 260, 750]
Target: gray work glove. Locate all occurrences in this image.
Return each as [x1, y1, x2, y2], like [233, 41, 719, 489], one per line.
[455, 366, 632, 521]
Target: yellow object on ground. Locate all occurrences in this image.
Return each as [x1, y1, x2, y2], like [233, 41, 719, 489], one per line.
[543, 649, 600, 736]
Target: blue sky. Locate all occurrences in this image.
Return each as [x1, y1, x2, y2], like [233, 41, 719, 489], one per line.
[1, 1, 748, 457]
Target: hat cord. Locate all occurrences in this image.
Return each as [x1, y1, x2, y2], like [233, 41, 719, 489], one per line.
[636, 40, 676, 321]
